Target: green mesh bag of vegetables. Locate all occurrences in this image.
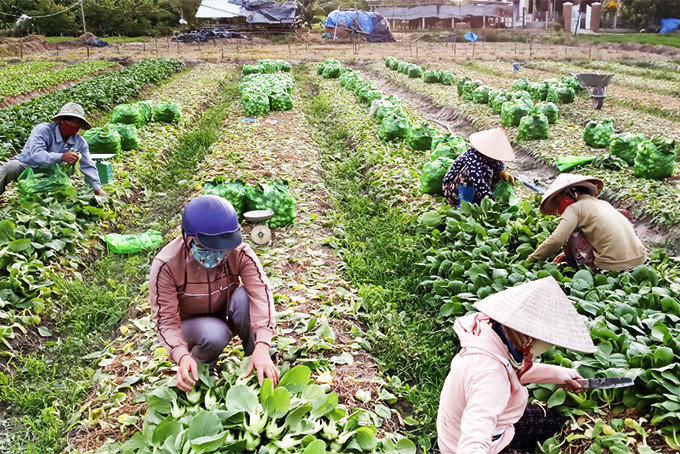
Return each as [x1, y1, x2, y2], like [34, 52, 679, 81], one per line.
[423, 69, 440, 83]
[397, 61, 408, 74]
[457, 76, 471, 96]
[420, 157, 454, 195]
[322, 65, 341, 79]
[111, 103, 143, 128]
[152, 101, 181, 123]
[269, 91, 294, 111]
[385, 56, 398, 69]
[492, 93, 511, 114]
[512, 78, 530, 92]
[546, 85, 575, 104]
[532, 102, 558, 124]
[379, 113, 411, 142]
[136, 100, 154, 125]
[104, 229, 163, 254]
[246, 181, 296, 228]
[488, 89, 505, 105]
[408, 65, 423, 78]
[501, 101, 531, 127]
[204, 179, 249, 217]
[556, 156, 596, 172]
[511, 90, 532, 102]
[462, 80, 482, 101]
[107, 123, 139, 151]
[17, 164, 72, 200]
[517, 112, 549, 141]
[583, 120, 615, 148]
[528, 81, 549, 101]
[243, 64, 261, 75]
[610, 132, 646, 165]
[83, 126, 122, 156]
[472, 86, 490, 104]
[275, 60, 291, 72]
[440, 71, 456, 85]
[242, 89, 270, 116]
[431, 134, 468, 155]
[561, 75, 582, 92]
[407, 123, 439, 151]
[634, 136, 678, 180]
[376, 103, 403, 122]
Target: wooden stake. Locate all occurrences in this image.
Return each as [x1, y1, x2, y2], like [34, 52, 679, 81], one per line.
[19, 39, 23, 60]
[155, 39, 159, 58]
[589, 42, 592, 58]
[221, 44, 224, 60]
[86, 45, 90, 58]
[56, 42, 59, 57]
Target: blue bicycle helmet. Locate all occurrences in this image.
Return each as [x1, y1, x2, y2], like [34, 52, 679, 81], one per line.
[182, 195, 242, 250]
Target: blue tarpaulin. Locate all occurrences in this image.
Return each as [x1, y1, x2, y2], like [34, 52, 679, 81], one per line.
[464, 31, 478, 42]
[660, 18, 680, 34]
[325, 10, 395, 42]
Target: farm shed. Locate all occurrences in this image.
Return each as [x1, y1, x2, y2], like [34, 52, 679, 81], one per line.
[196, 0, 298, 30]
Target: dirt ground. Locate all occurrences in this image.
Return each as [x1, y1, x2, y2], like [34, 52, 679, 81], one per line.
[1, 31, 678, 64]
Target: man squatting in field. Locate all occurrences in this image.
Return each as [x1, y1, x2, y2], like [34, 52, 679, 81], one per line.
[149, 195, 279, 391]
[0, 102, 107, 197]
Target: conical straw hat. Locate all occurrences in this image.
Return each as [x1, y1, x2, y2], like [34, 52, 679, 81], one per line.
[474, 277, 596, 353]
[539, 173, 604, 215]
[469, 128, 516, 162]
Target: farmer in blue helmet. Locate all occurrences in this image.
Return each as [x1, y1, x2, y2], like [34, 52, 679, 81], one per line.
[149, 195, 279, 391]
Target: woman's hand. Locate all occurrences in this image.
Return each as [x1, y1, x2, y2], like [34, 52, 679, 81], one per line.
[556, 368, 585, 392]
[243, 342, 280, 386]
[499, 170, 516, 185]
[176, 355, 199, 392]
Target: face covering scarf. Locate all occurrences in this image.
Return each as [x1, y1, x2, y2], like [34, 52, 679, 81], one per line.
[557, 195, 576, 214]
[59, 122, 80, 138]
[491, 320, 534, 379]
[190, 241, 227, 269]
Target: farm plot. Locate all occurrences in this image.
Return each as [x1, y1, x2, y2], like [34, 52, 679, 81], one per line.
[458, 60, 680, 120]
[306, 60, 680, 452]
[0, 60, 119, 105]
[64, 65, 417, 454]
[0, 63, 239, 452]
[365, 61, 680, 231]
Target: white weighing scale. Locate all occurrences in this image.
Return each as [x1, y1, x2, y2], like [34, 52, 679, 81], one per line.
[243, 209, 274, 245]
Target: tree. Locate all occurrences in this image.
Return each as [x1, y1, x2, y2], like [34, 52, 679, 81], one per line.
[619, 0, 680, 28]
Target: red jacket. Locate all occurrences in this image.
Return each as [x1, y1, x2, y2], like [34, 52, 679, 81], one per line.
[149, 236, 275, 364]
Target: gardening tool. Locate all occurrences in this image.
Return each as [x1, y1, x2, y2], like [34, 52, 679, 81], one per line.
[573, 73, 614, 110]
[577, 377, 634, 390]
[520, 179, 545, 194]
[243, 209, 274, 245]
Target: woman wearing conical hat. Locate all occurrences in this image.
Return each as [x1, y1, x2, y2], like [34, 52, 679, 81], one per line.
[529, 173, 646, 271]
[442, 128, 516, 207]
[437, 277, 595, 454]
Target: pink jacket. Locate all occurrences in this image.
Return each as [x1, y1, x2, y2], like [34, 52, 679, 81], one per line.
[437, 313, 574, 453]
[149, 236, 275, 364]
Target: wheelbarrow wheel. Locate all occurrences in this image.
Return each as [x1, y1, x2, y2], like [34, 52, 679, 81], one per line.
[592, 97, 605, 109]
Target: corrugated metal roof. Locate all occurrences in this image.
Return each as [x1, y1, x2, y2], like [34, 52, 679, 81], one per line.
[196, 0, 242, 18]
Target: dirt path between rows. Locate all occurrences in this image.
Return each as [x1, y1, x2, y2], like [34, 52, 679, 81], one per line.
[356, 64, 669, 250]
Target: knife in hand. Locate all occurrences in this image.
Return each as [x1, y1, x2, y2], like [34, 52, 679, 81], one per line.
[577, 377, 634, 389]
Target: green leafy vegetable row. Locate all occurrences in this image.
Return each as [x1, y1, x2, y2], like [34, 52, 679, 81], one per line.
[0, 60, 118, 101]
[0, 58, 184, 160]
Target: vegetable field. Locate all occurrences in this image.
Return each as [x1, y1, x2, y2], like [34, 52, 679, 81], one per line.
[1, 50, 680, 454]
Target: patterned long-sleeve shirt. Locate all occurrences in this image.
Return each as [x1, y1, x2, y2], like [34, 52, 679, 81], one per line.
[14, 122, 102, 191]
[442, 148, 505, 207]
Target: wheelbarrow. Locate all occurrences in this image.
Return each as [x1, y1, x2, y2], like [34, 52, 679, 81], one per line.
[573, 73, 614, 110]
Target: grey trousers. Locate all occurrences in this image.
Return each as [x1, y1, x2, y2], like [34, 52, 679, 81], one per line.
[0, 160, 27, 195]
[181, 286, 256, 365]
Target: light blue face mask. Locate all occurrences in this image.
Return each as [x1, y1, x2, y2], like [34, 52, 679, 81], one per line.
[189, 240, 227, 269]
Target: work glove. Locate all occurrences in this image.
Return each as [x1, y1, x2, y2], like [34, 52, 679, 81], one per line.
[499, 170, 515, 185]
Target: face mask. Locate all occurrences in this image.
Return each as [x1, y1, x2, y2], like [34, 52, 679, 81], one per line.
[557, 196, 576, 214]
[59, 122, 80, 138]
[189, 241, 227, 269]
[530, 339, 553, 357]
